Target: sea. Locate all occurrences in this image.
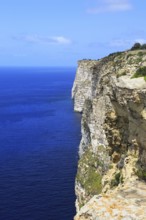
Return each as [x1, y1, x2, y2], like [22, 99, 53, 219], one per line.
[0, 67, 81, 220]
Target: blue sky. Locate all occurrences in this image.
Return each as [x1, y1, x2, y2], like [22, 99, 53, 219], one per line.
[0, 0, 146, 66]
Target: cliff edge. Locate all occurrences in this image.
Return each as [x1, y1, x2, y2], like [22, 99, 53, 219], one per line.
[72, 50, 146, 220]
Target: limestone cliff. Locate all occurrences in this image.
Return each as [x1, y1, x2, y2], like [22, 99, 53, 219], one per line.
[72, 50, 146, 219]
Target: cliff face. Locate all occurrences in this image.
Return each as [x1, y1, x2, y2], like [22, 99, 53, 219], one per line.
[72, 50, 146, 219]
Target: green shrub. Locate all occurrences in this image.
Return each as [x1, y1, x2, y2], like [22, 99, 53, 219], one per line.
[141, 44, 146, 50]
[130, 42, 146, 51]
[131, 42, 141, 50]
[132, 66, 146, 80]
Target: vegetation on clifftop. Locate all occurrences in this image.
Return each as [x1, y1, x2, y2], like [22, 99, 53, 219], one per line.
[131, 42, 146, 50]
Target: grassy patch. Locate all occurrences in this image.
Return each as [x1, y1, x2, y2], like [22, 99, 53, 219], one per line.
[132, 66, 146, 80]
[126, 53, 133, 59]
[135, 57, 142, 63]
[84, 169, 102, 195]
[138, 51, 144, 57]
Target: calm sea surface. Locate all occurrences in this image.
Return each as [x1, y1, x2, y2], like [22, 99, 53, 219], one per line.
[0, 67, 81, 220]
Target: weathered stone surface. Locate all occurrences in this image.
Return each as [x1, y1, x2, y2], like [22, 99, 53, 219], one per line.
[73, 51, 146, 219]
[75, 181, 146, 220]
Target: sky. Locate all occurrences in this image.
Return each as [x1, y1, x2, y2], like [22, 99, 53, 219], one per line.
[0, 0, 146, 67]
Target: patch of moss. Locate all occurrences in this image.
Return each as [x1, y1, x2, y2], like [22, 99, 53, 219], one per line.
[98, 145, 105, 151]
[132, 66, 146, 80]
[79, 201, 85, 209]
[109, 164, 113, 169]
[76, 148, 102, 196]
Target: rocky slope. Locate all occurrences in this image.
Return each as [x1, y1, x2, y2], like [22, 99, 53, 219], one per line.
[72, 50, 146, 219]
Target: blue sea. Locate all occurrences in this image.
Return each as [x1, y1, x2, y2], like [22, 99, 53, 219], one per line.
[0, 67, 81, 220]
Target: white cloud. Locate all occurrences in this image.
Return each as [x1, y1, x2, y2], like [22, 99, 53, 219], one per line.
[51, 36, 71, 44]
[13, 35, 72, 45]
[87, 0, 132, 13]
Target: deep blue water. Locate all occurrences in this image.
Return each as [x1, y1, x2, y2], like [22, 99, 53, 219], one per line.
[0, 67, 81, 220]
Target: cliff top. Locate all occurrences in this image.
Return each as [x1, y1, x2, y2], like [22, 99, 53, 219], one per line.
[73, 46, 146, 219]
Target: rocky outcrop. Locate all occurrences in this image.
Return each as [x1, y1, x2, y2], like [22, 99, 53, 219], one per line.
[72, 50, 146, 219]
[75, 181, 146, 220]
[72, 60, 99, 112]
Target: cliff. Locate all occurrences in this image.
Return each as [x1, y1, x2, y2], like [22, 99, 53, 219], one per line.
[72, 50, 146, 219]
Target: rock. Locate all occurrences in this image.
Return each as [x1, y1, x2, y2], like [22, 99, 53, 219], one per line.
[74, 181, 146, 220]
